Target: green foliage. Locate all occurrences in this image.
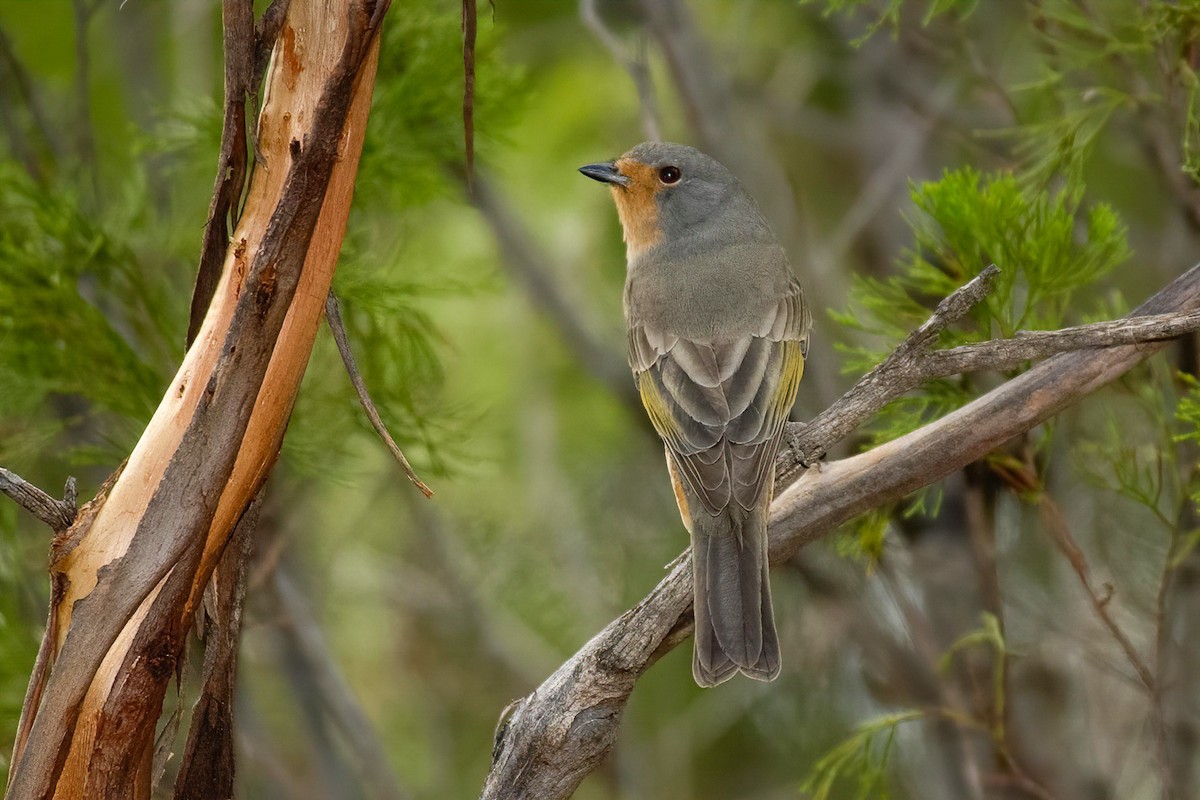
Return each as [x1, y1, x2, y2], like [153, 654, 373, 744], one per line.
[834, 167, 1129, 455]
[800, 0, 976, 44]
[357, 6, 524, 207]
[1071, 358, 1200, 573]
[0, 165, 171, 464]
[800, 711, 920, 800]
[833, 507, 889, 565]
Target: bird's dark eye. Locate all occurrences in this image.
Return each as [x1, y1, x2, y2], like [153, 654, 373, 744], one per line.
[658, 166, 681, 184]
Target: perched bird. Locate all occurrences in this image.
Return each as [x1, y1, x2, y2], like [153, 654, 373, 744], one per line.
[580, 142, 811, 687]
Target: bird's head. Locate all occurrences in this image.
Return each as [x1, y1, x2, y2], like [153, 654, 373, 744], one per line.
[579, 142, 749, 259]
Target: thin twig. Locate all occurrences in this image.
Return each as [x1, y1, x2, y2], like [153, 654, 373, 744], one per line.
[461, 0, 477, 193]
[580, 0, 662, 141]
[779, 264, 1000, 475]
[1038, 495, 1155, 691]
[0, 468, 77, 531]
[324, 292, 433, 497]
[187, 0, 255, 348]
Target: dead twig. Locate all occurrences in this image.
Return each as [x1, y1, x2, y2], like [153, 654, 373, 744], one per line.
[0, 468, 76, 531]
[325, 292, 433, 497]
[779, 268, 1200, 477]
[171, 496, 261, 799]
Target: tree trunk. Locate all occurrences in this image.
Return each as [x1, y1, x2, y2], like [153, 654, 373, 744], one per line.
[5, 1, 388, 797]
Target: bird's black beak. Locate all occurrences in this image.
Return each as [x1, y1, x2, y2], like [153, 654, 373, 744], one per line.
[578, 161, 631, 187]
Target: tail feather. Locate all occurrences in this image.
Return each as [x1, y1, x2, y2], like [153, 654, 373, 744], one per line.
[691, 503, 780, 687]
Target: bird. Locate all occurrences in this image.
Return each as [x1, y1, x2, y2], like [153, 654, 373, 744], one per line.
[580, 142, 811, 687]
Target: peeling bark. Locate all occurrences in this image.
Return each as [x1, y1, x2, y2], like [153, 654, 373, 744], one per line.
[5, 2, 389, 797]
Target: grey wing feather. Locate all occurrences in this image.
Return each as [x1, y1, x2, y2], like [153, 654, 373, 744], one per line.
[630, 277, 811, 514]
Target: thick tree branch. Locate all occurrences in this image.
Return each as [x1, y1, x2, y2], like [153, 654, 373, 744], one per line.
[325, 292, 433, 497]
[0, 468, 76, 532]
[482, 260, 1200, 800]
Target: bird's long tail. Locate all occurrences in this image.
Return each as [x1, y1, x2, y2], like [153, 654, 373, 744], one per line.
[691, 501, 781, 687]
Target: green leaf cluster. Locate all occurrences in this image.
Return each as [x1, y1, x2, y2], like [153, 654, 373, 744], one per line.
[834, 167, 1129, 450]
[800, 710, 920, 800]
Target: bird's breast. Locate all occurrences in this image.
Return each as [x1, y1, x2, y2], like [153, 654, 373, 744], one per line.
[625, 241, 790, 341]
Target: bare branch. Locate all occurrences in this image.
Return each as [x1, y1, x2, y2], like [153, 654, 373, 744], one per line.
[0, 468, 77, 531]
[325, 292, 433, 498]
[1038, 495, 1154, 687]
[481, 260, 1200, 800]
[172, 495, 260, 800]
[778, 264, 1000, 476]
[778, 268, 1200, 477]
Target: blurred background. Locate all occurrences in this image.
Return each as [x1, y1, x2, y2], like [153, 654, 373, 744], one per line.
[2, 1, 1200, 798]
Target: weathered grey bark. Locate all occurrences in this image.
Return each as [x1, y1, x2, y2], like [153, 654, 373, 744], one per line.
[482, 260, 1200, 800]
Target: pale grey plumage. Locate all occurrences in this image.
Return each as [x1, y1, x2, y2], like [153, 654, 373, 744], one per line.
[581, 142, 811, 687]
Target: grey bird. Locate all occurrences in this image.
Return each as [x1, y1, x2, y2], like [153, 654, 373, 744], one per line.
[580, 142, 811, 686]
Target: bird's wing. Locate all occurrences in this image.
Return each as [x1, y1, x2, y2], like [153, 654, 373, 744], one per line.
[630, 276, 811, 514]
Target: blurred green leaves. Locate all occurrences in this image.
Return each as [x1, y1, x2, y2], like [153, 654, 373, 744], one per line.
[0, 164, 168, 464]
[800, 710, 919, 800]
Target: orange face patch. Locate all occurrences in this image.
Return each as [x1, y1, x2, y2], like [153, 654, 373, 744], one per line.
[611, 158, 664, 257]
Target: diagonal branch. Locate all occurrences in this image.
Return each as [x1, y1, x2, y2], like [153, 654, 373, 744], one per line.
[777, 267, 1200, 479]
[6, 4, 391, 795]
[325, 292, 433, 497]
[481, 260, 1200, 800]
